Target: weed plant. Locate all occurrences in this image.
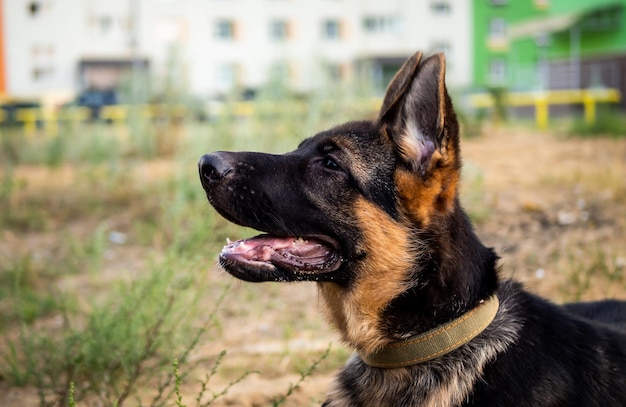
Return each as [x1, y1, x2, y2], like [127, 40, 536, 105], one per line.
[460, 162, 490, 224]
[568, 105, 626, 138]
[0, 71, 373, 406]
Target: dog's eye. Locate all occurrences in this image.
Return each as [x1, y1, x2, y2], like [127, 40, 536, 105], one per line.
[321, 156, 341, 171]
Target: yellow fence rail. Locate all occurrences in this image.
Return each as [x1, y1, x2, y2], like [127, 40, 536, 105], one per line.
[0, 99, 383, 136]
[468, 88, 621, 129]
[3, 91, 619, 135]
[0, 104, 194, 136]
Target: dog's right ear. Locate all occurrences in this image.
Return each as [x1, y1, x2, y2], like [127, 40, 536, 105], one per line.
[378, 52, 458, 177]
[378, 52, 461, 222]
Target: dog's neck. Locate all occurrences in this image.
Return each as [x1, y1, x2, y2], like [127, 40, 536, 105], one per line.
[381, 206, 499, 336]
[358, 295, 500, 368]
[319, 204, 499, 355]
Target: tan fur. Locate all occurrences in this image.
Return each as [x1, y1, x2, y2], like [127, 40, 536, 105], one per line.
[436, 54, 447, 130]
[319, 198, 414, 354]
[395, 156, 459, 227]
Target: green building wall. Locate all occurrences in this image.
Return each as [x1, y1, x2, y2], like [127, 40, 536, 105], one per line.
[473, 0, 626, 92]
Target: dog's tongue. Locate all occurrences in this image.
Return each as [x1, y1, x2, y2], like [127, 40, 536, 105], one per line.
[220, 235, 339, 273]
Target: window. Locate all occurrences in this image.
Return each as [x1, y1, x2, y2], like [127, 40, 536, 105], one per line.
[431, 2, 451, 15]
[323, 62, 349, 83]
[489, 17, 506, 39]
[88, 14, 121, 37]
[363, 16, 403, 34]
[28, 1, 41, 16]
[216, 63, 237, 91]
[99, 16, 113, 34]
[488, 59, 506, 84]
[269, 19, 289, 41]
[32, 45, 55, 81]
[322, 19, 341, 40]
[215, 19, 235, 40]
[27, 1, 52, 17]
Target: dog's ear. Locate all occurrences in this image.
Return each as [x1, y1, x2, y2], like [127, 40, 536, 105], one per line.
[378, 52, 458, 176]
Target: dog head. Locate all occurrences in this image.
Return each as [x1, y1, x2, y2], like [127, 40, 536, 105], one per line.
[200, 52, 495, 351]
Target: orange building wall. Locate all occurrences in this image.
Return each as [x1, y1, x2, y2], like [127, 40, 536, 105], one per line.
[0, 0, 6, 93]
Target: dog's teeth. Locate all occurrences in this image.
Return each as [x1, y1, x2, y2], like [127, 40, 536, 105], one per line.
[296, 237, 305, 245]
[226, 238, 232, 244]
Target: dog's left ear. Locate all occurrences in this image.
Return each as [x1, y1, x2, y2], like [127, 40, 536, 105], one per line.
[378, 52, 459, 176]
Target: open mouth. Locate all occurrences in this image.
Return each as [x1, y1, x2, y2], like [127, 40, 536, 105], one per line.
[219, 234, 343, 281]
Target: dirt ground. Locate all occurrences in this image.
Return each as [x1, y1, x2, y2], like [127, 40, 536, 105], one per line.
[2, 125, 626, 406]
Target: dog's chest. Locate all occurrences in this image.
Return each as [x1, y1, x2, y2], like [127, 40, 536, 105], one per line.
[323, 354, 483, 407]
[322, 302, 521, 407]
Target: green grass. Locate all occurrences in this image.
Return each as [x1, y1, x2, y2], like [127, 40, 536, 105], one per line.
[567, 106, 626, 138]
[460, 162, 491, 224]
[561, 245, 626, 302]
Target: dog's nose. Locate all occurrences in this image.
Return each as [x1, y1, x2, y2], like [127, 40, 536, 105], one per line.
[199, 153, 233, 186]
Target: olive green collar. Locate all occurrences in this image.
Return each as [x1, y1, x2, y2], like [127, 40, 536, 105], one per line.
[358, 296, 500, 368]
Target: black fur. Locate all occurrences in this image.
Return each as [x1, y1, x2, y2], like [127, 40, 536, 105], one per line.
[199, 51, 626, 406]
[324, 282, 626, 407]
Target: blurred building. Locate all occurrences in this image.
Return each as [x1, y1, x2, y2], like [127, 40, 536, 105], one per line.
[0, 0, 5, 94]
[474, 0, 626, 100]
[0, 0, 471, 102]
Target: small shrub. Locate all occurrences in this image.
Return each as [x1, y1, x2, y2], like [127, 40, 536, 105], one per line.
[0, 253, 64, 327]
[0, 260, 226, 407]
[487, 86, 508, 123]
[568, 106, 626, 138]
[271, 345, 331, 407]
[461, 163, 491, 224]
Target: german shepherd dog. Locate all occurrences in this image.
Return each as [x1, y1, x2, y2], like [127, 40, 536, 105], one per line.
[199, 52, 626, 406]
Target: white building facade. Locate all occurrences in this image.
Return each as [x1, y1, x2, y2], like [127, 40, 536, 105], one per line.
[2, 0, 471, 100]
